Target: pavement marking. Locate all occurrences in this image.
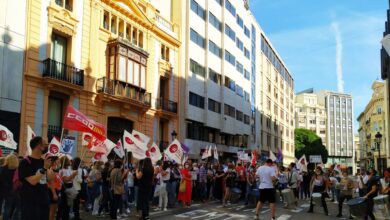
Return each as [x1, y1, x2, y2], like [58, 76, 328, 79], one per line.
[261, 208, 270, 214]
[300, 203, 310, 208]
[276, 214, 292, 220]
[290, 208, 303, 213]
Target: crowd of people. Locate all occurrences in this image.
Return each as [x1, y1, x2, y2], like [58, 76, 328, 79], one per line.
[0, 136, 389, 220]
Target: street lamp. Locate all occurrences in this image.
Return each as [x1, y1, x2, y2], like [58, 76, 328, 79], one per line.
[375, 132, 383, 174]
[171, 130, 177, 140]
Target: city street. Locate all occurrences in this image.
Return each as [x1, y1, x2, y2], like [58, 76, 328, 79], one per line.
[81, 199, 353, 220]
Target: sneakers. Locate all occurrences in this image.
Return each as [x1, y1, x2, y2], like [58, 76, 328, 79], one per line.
[253, 214, 259, 220]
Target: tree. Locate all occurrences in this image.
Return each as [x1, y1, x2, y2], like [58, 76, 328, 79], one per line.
[295, 128, 329, 164]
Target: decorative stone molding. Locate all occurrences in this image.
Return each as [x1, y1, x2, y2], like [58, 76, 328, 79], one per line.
[47, 4, 79, 36]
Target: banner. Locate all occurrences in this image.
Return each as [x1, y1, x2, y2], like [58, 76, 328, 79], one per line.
[90, 138, 115, 154]
[213, 145, 219, 161]
[269, 151, 277, 162]
[113, 139, 125, 158]
[48, 137, 61, 156]
[123, 130, 147, 160]
[309, 155, 322, 163]
[164, 139, 184, 164]
[62, 105, 106, 141]
[201, 146, 211, 159]
[0, 124, 17, 150]
[147, 142, 162, 165]
[91, 152, 108, 163]
[26, 125, 36, 156]
[132, 130, 150, 150]
[61, 136, 75, 154]
[297, 154, 308, 172]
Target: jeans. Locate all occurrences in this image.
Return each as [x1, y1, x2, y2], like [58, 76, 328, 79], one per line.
[139, 189, 151, 219]
[72, 191, 81, 220]
[98, 184, 110, 214]
[3, 194, 21, 220]
[128, 186, 135, 204]
[167, 181, 177, 207]
[338, 194, 352, 217]
[110, 194, 122, 219]
[198, 182, 207, 201]
[57, 189, 70, 220]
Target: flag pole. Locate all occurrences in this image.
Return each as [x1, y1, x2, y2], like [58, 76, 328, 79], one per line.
[59, 128, 66, 168]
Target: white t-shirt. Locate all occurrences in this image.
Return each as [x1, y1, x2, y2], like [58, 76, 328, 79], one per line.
[73, 168, 83, 191]
[256, 165, 277, 189]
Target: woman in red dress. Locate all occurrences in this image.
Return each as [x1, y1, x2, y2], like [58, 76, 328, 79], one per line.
[177, 162, 192, 208]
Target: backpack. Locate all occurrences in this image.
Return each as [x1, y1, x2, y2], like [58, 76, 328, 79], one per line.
[12, 157, 31, 192]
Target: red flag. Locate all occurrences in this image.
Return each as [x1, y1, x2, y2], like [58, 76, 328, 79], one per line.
[62, 106, 106, 141]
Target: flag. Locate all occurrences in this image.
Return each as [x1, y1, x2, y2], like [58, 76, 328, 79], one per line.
[26, 125, 36, 156]
[90, 139, 107, 154]
[62, 105, 106, 141]
[147, 142, 162, 165]
[123, 130, 147, 160]
[164, 139, 184, 164]
[202, 146, 211, 159]
[82, 133, 93, 149]
[48, 137, 61, 156]
[334, 164, 342, 173]
[213, 145, 218, 161]
[297, 155, 308, 172]
[269, 151, 277, 162]
[181, 143, 190, 154]
[131, 130, 150, 150]
[113, 139, 125, 158]
[91, 152, 108, 163]
[251, 150, 257, 166]
[0, 124, 17, 150]
[277, 147, 283, 162]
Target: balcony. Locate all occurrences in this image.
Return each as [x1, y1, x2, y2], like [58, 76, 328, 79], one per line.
[47, 125, 62, 141]
[156, 98, 178, 117]
[42, 58, 84, 87]
[96, 77, 151, 107]
[158, 60, 172, 78]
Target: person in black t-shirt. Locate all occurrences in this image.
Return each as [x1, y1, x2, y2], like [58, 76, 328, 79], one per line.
[363, 168, 379, 220]
[136, 158, 154, 220]
[19, 136, 52, 220]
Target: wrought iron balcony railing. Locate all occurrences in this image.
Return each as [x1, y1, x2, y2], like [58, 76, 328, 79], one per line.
[156, 98, 177, 113]
[42, 58, 84, 86]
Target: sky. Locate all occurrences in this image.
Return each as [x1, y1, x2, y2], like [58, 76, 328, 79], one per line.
[249, 0, 388, 132]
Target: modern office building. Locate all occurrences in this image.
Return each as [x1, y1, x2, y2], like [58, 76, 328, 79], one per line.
[317, 90, 354, 167]
[357, 81, 387, 173]
[19, 0, 180, 158]
[294, 89, 327, 145]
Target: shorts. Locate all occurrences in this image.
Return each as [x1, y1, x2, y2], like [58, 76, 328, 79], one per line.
[259, 188, 276, 203]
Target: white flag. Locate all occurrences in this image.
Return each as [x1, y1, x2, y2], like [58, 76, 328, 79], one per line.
[82, 132, 93, 148]
[213, 145, 219, 160]
[269, 151, 277, 162]
[147, 142, 162, 165]
[91, 152, 108, 163]
[113, 139, 125, 158]
[164, 139, 184, 164]
[0, 124, 17, 150]
[26, 125, 36, 156]
[132, 130, 150, 150]
[297, 154, 308, 172]
[202, 146, 210, 159]
[123, 130, 147, 160]
[48, 137, 61, 156]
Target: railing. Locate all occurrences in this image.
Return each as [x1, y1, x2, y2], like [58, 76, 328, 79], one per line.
[97, 77, 151, 106]
[156, 14, 173, 32]
[156, 98, 177, 113]
[47, 125, 62, 142]
[42, 58, 84, 86]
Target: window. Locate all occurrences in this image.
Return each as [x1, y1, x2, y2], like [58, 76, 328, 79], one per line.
[190, 59, 205, 77]
[224, 76, 236, 91]
[267, 98, 271, 110]
[236, 38, 243, 51]
[309, 119, 316, 124]
[209, 12, 222, 31]
[236, 110, 243, 121]
[160, 44, 170, 61]
[274, 88, 278, 99]
[190, 29, 205, 48]
[274, 104, 278, 115]
[267, 80, 271, 93]
[55, 0, 73, 11]
[236, 61, 243, 74]
[208, 99, 221, 113]
[236, 85, 243, 97]
[244, 115, 250, 124]
[225, 0, 236, 16]
[209, 68, 221, 84]
[215, 0, 222, 5]
[224, 104, 235, 118]
[209, 40, 222, 58]
[103, 10, 109, 30]
[190, 0, 205, 19]
[224, 50, 235, 66]
[52, 33, 68, 65]
[244, 48, 250, 59]
[244, 69, 250, 80]
[244, 26, 250, 38]
[189, 92, 205, 108]
[236, 15, 244, 28]
[225, 24, 236, 41]
[244, 91, 250, 102]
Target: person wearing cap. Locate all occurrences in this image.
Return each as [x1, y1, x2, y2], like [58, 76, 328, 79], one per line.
[254, 159, 277, 220]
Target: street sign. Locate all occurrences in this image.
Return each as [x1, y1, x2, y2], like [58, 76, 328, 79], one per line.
[309, 155, 322, 163]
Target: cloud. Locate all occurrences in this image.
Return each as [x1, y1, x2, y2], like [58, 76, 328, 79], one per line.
[331, 22, 344, 93]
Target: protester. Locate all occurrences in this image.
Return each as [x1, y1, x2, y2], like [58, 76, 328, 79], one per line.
[98, 162, 111, 217]
[87, 161, 103, 216]
[58, 155, 78, 220]
[254, 159, 277, 220]
[236, 161, 247, 199]
[214, 164, 225, 201]
[0, 154, 21, 220]
[156, 162, 170, 211]
[363, 168, 379, 220]
[71, 157, 83, 220]
[47, 157, 61, 220]
[337, 170, 354, 219]
[167, 163, 180, 208]
[136, 158, 154, 220]
[245, 165, 256, 205]
[178, 162, 192, 208]
[223, 163, 237, 207]
[110, 159, 129, 219]
[19, 136, 52, 220]
[206, 163, 215, 201]
[308, 166, 328, 216]
[300, 171, 311, 200]
[286, 163, 299, 206]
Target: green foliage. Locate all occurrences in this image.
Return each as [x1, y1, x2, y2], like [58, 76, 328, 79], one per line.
[295, 128, 329, 164]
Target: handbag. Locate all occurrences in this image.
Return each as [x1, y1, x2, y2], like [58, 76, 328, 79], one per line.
[179, 180, 186, 193]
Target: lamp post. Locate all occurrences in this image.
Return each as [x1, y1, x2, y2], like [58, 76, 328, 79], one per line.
[374, 132, 383, 174]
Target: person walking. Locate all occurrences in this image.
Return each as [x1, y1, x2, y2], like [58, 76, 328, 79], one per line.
[178, 162, 192, 208]
[19, 136, 52, 220]
[287, 163, 299, 206]
[136, 158, 154, 220]
[363, 168, 379, 220]
[110, 159, 129, 219]
[254, 159, 278, 220]
[308, 166, 329, 216]
[0, 154, 21, 220]
[336, 170, 354, 219]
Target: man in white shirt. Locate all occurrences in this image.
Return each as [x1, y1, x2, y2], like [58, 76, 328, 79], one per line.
[254, 159, 277, 220]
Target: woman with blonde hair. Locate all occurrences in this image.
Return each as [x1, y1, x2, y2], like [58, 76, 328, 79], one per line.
[0, 154, 21, 220]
